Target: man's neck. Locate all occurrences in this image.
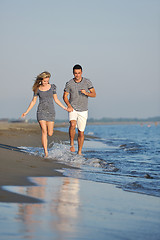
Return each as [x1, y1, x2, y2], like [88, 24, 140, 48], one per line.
[74, 77, 83, 83]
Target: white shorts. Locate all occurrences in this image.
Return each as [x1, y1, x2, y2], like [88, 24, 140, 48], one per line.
[69, 109, 88, 132]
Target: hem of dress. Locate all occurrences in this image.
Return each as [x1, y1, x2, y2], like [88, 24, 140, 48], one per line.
[37, 119, 55, 122]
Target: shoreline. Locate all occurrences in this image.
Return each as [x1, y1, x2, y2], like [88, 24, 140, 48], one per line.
[0, 122, 75, 203]
[0, 122, 159, 202]
[1, 122, 160, 239]
[1, 120, 159, 127]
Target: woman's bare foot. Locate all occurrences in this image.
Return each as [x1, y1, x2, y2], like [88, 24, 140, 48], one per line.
[44, 151, 48, 158]
[70, 145, 75, 152]
[78, 151, 82, 155]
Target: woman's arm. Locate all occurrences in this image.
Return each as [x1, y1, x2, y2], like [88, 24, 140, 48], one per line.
[21, 96, 37, 117]
[53, 94, 70, 111]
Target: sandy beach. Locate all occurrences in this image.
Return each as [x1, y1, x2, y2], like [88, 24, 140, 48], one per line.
[0, 122, 72, 203]
[0, 122, 160, 239]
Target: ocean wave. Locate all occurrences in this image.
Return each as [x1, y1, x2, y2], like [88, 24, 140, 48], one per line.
[20, 143, 118, 172]
[19, 122, 160, 198]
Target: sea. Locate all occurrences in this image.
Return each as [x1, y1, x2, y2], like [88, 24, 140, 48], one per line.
[21, 123, 160, 197]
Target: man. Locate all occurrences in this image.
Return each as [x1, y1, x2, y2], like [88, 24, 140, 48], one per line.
[63, 64, 96, 155]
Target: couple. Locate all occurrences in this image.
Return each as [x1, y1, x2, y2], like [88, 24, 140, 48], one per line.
[22, 64, 96, 157]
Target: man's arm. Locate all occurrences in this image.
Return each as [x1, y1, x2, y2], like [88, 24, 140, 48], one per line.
[63, 91, 73, 111]
[80, 88, 96, 98]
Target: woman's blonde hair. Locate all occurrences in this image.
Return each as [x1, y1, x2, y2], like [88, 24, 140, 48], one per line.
[32, 71, 51, 94]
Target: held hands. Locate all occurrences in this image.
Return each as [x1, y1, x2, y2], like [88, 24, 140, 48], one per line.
[66, 106, 73, 112]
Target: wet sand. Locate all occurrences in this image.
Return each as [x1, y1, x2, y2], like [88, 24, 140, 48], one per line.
[0, 176, 159, 240]
[0, 122, 160, 239]
[0, 122, 73, 203]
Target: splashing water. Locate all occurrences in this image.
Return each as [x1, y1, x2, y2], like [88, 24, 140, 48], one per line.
[20, 124, 160, 197]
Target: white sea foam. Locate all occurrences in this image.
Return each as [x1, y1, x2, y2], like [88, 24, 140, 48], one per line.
[20, 142, 113, 170]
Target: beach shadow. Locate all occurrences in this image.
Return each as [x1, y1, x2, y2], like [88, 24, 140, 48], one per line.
[0, 143, 23, 153]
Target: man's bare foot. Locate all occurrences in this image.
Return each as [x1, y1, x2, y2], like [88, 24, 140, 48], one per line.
[70, 145, 75, 152]
[78, 151, 82, 155]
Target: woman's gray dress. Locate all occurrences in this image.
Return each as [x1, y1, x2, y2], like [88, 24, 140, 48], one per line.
[34, 84, 56, 122]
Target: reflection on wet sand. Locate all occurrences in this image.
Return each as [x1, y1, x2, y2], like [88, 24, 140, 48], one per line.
[54, 178, 80, 233]
[1, 177, 160, 240]
[16, 177, 80, 238]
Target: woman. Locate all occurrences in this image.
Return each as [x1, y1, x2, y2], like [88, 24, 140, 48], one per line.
[21, 71, 69, 157]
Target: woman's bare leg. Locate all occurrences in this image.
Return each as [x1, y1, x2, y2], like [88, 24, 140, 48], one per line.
[46, 121, 54, 136]
[39, 120, 48, 157]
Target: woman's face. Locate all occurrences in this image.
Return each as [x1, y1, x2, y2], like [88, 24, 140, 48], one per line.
[42, 77, 50, 86]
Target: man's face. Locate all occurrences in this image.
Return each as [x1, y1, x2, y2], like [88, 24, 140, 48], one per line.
[73, 69, 82, 81]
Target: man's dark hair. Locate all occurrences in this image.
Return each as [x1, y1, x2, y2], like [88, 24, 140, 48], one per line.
[73, 64, 82, 72]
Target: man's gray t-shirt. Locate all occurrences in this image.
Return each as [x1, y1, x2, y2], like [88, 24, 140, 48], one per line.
[64, 77, 94, 111]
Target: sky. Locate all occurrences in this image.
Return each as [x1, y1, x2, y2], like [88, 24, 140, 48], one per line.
[0, 0, 160, 120]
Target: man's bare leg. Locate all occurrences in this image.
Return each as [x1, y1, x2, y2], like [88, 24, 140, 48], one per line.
[69, 120, 76, 152]
[78, 130, 84, 155]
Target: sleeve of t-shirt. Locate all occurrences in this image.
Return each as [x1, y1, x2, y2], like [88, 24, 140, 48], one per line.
[64, 82, 70, 93]
[87, 79, 94, 89]
[52, 84, 57, 94]
[33, 89, 39, 97]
